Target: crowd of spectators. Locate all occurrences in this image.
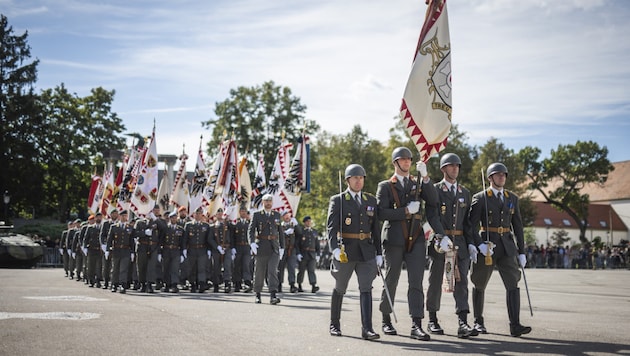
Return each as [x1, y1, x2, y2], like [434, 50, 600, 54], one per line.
[526, 244, 629, 269]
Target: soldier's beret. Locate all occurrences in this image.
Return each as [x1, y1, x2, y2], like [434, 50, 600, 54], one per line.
[119, 210, 128, 215]
[74, 219, 82, 224]
[262, 194, 273, 201]
[195, 207, 203, 213]
[302, 216, 311, 223]
[88, 215, 95, 221]
[95, 212, 103, 216]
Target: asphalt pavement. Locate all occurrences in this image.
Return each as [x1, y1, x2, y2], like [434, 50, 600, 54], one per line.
[0, 267, 628, 356]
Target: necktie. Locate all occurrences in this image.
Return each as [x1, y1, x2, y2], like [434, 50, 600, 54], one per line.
[451, 185, 456, 197]
[355, 194, 362, 207]
[403, 177, 409, 189]
[498, 192, 504, 207]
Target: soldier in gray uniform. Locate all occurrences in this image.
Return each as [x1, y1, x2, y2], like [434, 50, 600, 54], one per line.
[133, 205, 166, 293]
[327, 164, 382, 340]
[211, 209, 234, 293]
[248, 194, 285, 305]
[425, 153, 479, 338]
[84, 212, 104, 288]
[106, 210, 134, 293]
[73, 219, 89, 282]
[278, 210, 300, 293]
[231, 206, 252, 293]
[468, 162, 531, 337]
[160, 211, 185, 293]
[176, 206, 192, 290]
[376, 147, 440, 341]
[100, 210, 119, 289]
[296, 216, 320, 293]
[183, 207, 213, 293]
[60, 221, 72, 277]
[66, 219, 81, 280]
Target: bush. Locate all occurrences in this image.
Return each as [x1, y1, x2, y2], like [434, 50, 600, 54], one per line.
[14, 222, 66, 240]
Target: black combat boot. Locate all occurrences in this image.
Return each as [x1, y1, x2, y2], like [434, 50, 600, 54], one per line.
[244, 280, 253, 293]
[139, 282, 147, 293]
[270, 291, 281, 305]
[234, 282, 242, 293]
[190, 282, 198, 293]
[472, 287, 488, 334]
[255, 292, 262, 304]
[290, 283, 298, 293]
[360, 292, 380, 340]
[103, 281, 109, 289]
[428, 311, 444, 335]
[382, 313, 397, 335]
[146, 283, 154, 293]
[329, 289, 343, 336]
[457, 311, 478, 338]
[507, 288, 532, 337]
[224, 281, 232, 293]
[311, 284, 319, 293]
[297, 283, 304, 292]
[410, 317, 430, 341]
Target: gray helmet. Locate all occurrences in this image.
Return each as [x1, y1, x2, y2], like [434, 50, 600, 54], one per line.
[344, 164, 366, 179]
[440, 153, 462, 168]
[486, 162, 508, 178]
[391, 147, 413, 163]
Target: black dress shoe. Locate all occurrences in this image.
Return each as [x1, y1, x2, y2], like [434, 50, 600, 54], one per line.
[270, 297, 281, 305]
[290, 285, 298, 293]
[473, 322, 488, 334]
[119, 287, 126, 294]
[428, 321, 444, 335]
[297, 284, 304, 292]
[362, 328, 380, 340]
[147, 284, 154, 293]
[311, 285, 319, 293]
[411, 326, 430, 341]
[255, 293, 262, 304]
[329, 324, 342, 336]
[510, 324, 532, 337]
[96, 282, 102, 288]
[169, 287, 179, 293]
[457, 323, 477, 338]
[382, 322, 398, 335]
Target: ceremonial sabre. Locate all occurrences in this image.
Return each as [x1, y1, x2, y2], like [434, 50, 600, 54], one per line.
[481, 168, 494, 266]
[378, 267, 397, 323]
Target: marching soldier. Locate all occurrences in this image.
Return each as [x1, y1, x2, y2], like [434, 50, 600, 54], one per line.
[211, 209, 234, 293]
[133, 205, 166, 293]
[376, 147, 440, 341]
[232, 206, 253, 293]
[160, 211, 185, 293]
[248, 194, 284, 305]
[66, 219, 81, 280]
[176, 206, 192, 290]
[327, 164, 382, 340]
[182, 207, 213, 293]
[99, 209, 119, 290]
[84, 212, 104, 288]
[278, 210, 300, 293]
[425, 153, 479, 338]
[106, 210, 134, 293]
[468, 162, 532, 337]
[296, 216, 320, 293]
[73, 218, 89, 282]
[60, 221, 73, 278]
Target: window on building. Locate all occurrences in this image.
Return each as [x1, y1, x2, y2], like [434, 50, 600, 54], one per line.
[544, 218, 552, 225]
[599, 221, 607, 228]
[562, 219, 571, 226]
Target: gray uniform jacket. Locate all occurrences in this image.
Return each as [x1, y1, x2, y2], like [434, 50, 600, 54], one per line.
[432, 180, 475, 260]
[248, 210, 285, 256]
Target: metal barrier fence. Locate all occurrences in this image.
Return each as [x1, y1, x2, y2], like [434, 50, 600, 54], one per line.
[37, 247, 63, 268]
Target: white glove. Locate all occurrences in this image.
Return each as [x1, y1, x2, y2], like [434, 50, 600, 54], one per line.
[468, 244, 478, 263]
[440, 235, 452, 252]
[130, 253, 135, 262]
[250, 243, 258, 255]
[144, 228, 152, 236]
[297, 254, 303, 262]
[207, 250, 212, 259]
[316, 255, 320, 263]
[416, 161, 428, 177]
[217, 246, 225, 255]
[407, 201, 420, 214]
[333, 248, 341, 261]
[279, 248, 285, 258]
[58, 248, 63, 255]
[67, 249, 72, 256]
[478, 243, 494, 257]
[105, 251, 110, 259]
[157, 254, 162, 262]
[82, 247, 88, 256]
[231, 253, 236, 261]
[101, 244, 107, 253]
[149, 212, 157, 220]
[518, 254, 527, 268]
[182, 249, 188, 259]
[375, 255, 383, 268]
[71, 252, 76, 259]
[231, 248, 236, 256]
[284, 228, 294, 235]
[180, 255, 184, 263]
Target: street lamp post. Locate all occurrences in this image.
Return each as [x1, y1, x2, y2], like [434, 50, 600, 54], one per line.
[3, 191, 10, 223]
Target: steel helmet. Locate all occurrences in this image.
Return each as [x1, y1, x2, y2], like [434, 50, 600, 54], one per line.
[440, 153, 462, 169]
[344, 164, 366, 179]
[486, 162, 508, 178]
[391, 147, 413, 163]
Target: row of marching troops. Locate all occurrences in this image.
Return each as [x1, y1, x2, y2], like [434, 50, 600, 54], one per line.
[58, 201, 321, 296]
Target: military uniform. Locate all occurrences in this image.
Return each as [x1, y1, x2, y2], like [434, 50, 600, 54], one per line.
[176, 213, 192, 289]
[60, 224, 71, 277]
[134, 214, 166, 293]
[426, 179, 477, 337]
[231, 216, 252, 292]
[160, 216, 185, 292]
[297, 218, 320, 293]
[106, 218, 134, 293]
[327, 180, 382, 339]
[99, 215, 118, 289]
[183, 219, 213, 292]
[248, 207, 284, 304]
[278, 216, 300, 293]
[72, 222, 88, 281]
[211, 219, 234, 292]
[83, 219, 104, 287]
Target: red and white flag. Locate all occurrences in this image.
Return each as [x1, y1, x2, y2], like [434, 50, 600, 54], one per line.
[220, 139, 240, 221]
[99, 164, 115, 215]
[189, 143, 209, 215]
[269, 140, 293, 212]
[237, 155, 252, 212]
[400, 0, 452, 162]
[130, 129, 159, 216]
[156, 166, 171, 215]
[87, 172, 102, 215]
[250, 153, 267, 211]
[170, 152, 190, 211]
[281, 134, 310, 217]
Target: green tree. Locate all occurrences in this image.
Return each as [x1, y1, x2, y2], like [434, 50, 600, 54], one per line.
[550, 229, 571, 247]
[0, 14, 42, 222]
[518, 141, 614, 244]
[38, 85, 126, 221]
[203, 80, 319, 174]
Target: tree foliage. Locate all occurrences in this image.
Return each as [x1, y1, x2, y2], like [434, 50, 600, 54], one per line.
[519, 140, 614, 243]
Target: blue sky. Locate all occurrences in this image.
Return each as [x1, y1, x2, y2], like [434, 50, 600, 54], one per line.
[5, 0, 630, 171]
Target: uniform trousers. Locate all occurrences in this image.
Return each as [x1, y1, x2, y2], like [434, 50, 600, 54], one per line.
[162, 249, 181, 287]
[232, 245, 252, 283]
[111, 250, 131, 286]
[86, 249, 103, 284]
[211, 252, 233, 284]
[253, 252, 280, 293]
[297, 255, 317, 285]
[187, 248, 207, 284]
[331, 259, 377, 294]
[137, 245, 159, 283]
[278, 253, 297, 285]
[426, 248, 471, 314]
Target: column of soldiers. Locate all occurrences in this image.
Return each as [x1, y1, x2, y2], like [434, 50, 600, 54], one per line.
[326, 151, 531, 341]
